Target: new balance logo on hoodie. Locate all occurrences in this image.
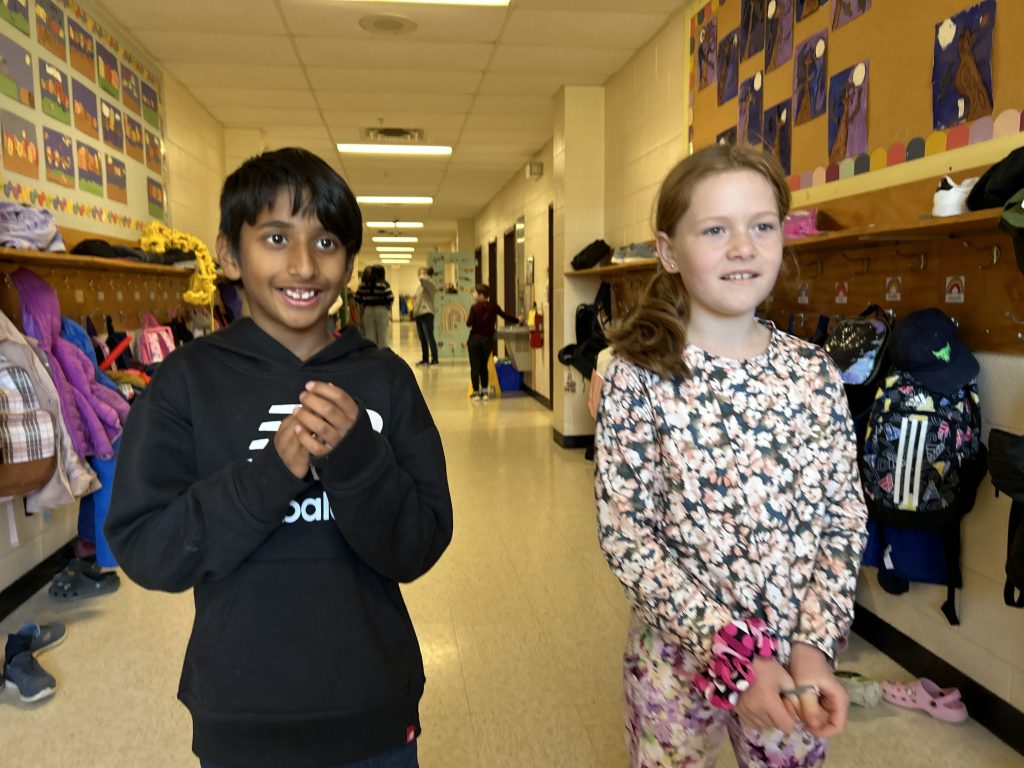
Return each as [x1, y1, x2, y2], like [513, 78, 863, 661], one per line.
[247, 402, 384, 524]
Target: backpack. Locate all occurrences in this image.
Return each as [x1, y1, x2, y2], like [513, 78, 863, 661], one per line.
[860, 372, 987, 624]
[558, 283, 611, 379]
[823, 304, 892, 442]
[0, 354, 57, 498]
[987, 428, 1024, 608]
[570, 239, 612, 271]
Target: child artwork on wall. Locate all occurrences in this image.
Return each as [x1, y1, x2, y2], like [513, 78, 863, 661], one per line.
[828, 61, 868, 164]
[145, 129, 161, 173]
[141, 81, 159, 129]
[0, 33, 34, 108]
[147, 177, 165, 219]
[794, 30, 827, 125]
[765, 0, 793, 72]
[763, 99, 792, 174]
[738, 71, 764, 146]
[67, 19, 94, 81]
[76, 140, 102, 196]
[740, 0, 766, 61]
[96, 43, 119, 99]
[716, 125, 738, 145]
[101, 99, 124, 152]
[1, 109, 37, 178]
[106, 155, 127, 204]
[125, 114, 143, 163]
[72, 77, 98, 138]
[35, 0, 66, 61]
[932, 0, 994, 130]
[39, 60, 70, 125]
[717, 28, 740, 105]
[832, 0, 870, 30]
[796, 0, 827, 21]
[122, 65, 140, 115]
[698, 16, 718, 91]
[43, 127, 73, 188]
[0, 1, 29, 37]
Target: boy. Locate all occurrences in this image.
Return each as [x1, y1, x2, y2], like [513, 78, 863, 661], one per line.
[465, 283, 518, 401]
[105, 148, 453, 768]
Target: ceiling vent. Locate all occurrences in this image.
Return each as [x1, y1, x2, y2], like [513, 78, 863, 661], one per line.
[359, 14, 418, 35]
[362, 127, 425, 143]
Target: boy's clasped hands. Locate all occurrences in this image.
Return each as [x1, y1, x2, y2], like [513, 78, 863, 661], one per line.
[275, 381, 359, 479]
[735, 643, 849, 738]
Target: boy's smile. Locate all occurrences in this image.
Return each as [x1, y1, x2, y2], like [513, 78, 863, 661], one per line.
[217, 189, 354, 361]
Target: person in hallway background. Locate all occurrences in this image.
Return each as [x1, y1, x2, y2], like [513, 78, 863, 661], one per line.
[594, 144, 868, 767]
[354, 265, 373, 335]
[355, 264, 394, 348]
[104, 147, 453, 768]
[412, 266, 439, 366]
[466, 282, 518, 401]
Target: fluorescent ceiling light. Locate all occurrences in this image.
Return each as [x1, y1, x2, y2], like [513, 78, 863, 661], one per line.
[377, 246, 415, 252]
[357, 196, 433, 205]
[337, 1, 508, 5]
[373, 236, 418, 243]
[381, 256, 412, 261]
[367, 221, 424, 228]
[339, 143, 451, 156]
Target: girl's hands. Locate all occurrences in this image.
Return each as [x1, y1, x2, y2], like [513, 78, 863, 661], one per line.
[735, 657, 799, 734]
[785, 642, 850, 739]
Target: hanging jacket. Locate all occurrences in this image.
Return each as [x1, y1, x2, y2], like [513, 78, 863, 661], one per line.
[60, 318, 120, 394]
[10, 268, 129, 460]
[0, 310, 98, 511]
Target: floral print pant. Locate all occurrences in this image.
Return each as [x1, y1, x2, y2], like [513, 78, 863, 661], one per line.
[623, 619, 827, 768]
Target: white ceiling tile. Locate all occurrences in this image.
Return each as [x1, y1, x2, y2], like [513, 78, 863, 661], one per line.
[339, 155, 451, 172]
[211, 108, 325, 128]
[471, 95, 554, 116]
[512, 0, 681, 10]
[164, 63, 307, 90]
[477, 71, 604, 97]
[295, 38, 492, 70]
[97, 0, 284, 34]
[262, 127, 335, 141]
[489, 43, 631, 77]
[462, 112, 552, 133]
[458, 128, 550, 146]
[502, 9, 667, 49]
[305, 68, 482, 94]
[132, 32, 298, 65]
[189, 88, 318, 109]
[318, 93, 474, 112]
[280, 0, 507, 41]
[323, 111, 467, 132]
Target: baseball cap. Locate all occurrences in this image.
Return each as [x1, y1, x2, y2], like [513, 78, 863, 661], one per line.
[999, 187, 1024, 275]
[889, 308, 979, 393]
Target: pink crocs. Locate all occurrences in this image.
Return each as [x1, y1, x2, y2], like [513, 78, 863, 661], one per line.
[881, 678, 968, 723]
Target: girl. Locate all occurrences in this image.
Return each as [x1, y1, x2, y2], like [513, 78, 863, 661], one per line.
[412, 266, 439, 365]
[595, 144, 867, 767]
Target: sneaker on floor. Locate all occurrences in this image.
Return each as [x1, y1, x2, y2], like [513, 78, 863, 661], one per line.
[428, 360, 439, 365]
[470, 391, 482, 401]
[3, 651, 56, 703]
[932, 175, 979, 217]
[481, 391, 490, 401]
[15, 622, 66, 654]
[415, 360, 429, 366]
[837, 670, 883, 707]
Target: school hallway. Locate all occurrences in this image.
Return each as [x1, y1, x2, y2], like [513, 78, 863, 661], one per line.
[0, 321, 1020, 768]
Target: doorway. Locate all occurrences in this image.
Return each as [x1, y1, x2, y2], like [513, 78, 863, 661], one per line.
[548, 204, 554, 404]
[487, 240, 497, 293]
[503, 228, 516, 317]
[474, 246, 482, 287]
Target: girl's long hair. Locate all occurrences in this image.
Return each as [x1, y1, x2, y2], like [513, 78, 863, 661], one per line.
[609, 144, 791, 379]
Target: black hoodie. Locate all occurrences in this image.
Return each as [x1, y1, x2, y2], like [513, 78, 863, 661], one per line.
[105, 319, 453, 768]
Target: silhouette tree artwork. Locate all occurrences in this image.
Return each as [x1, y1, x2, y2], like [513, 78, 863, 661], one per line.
[955, 27, 992, 122]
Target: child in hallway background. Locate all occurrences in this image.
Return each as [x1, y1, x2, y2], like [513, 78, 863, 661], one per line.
[105, 148, 453, 768]
[355, 264, 394, 348]
[412, 266, 439, 365]
[465, 282, 518, 401]
[594, 144, 868, 767]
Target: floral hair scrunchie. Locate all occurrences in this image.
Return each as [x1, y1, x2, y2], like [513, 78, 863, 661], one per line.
[693, 618, 778, 710]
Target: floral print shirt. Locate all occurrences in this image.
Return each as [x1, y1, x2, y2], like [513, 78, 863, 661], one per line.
[595, 327, 868, 667]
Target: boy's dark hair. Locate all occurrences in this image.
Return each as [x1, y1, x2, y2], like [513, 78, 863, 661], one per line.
[475, 283, 490, 298]
[219, 147, 362, 261]
[372, 265, 386, 281]
[361, 266, 373, 282]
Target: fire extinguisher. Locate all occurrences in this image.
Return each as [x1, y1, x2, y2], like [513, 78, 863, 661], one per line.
[529, 307, 544, 349]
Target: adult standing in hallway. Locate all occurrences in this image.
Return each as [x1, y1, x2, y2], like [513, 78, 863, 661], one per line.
[595, 144, 868, 767]
[355, 264, 393, 348]
[465, 283, 517, 401]
[412, 266, 439, 365]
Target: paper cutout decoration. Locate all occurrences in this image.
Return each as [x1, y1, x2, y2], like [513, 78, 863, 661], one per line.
[717, 28, 740, 105]
[39, 60, 70, 125]
[0, 34, 34, 108]
[738, 71, 764, 146]
[766, 0, 793, 72]
[763, 99, 792, 174]
[0, 1, 29, 36]
[2, 109, 38, 178]
[698, 16, 718, 91]
[101, 99, 123, 152]
[833, 0, 870, 30]
[96, 43, 119, 98]
[796, 0, 827, 21]
[77, 141, 102, 195]
[740, 0, 766, 61]
[43, 127, 74, 188]
[106, 155, 126, 204]
[828, 61, 868, 164]
[932, 0, 994, 130]
[125, 114, 143, 163]
[68, 19, 94, 81]
[72, 78, 98, 138]
[794, 30, 827, 125]
[35, 0, 66, 61]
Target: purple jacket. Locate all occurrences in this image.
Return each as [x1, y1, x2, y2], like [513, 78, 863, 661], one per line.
[11, 269, 128, 459]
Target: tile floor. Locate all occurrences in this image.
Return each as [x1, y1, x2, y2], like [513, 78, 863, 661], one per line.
[1, 322, 1021, 767]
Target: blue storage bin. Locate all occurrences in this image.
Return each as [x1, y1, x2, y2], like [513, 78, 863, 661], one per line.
[495, 361, 523, 391]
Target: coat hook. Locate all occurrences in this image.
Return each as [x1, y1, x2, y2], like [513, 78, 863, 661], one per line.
[978, 245, 1001, 270]
[894, 249, 927, 271]
[1006, 310, 1024, 325]
[840, 252, 870, 275]
[809, 259, 823, 278]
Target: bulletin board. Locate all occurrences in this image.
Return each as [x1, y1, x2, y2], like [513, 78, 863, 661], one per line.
[428, 251, 476, 359]
[689, 0, 1024, 192]
[0, 0, 167, 236]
